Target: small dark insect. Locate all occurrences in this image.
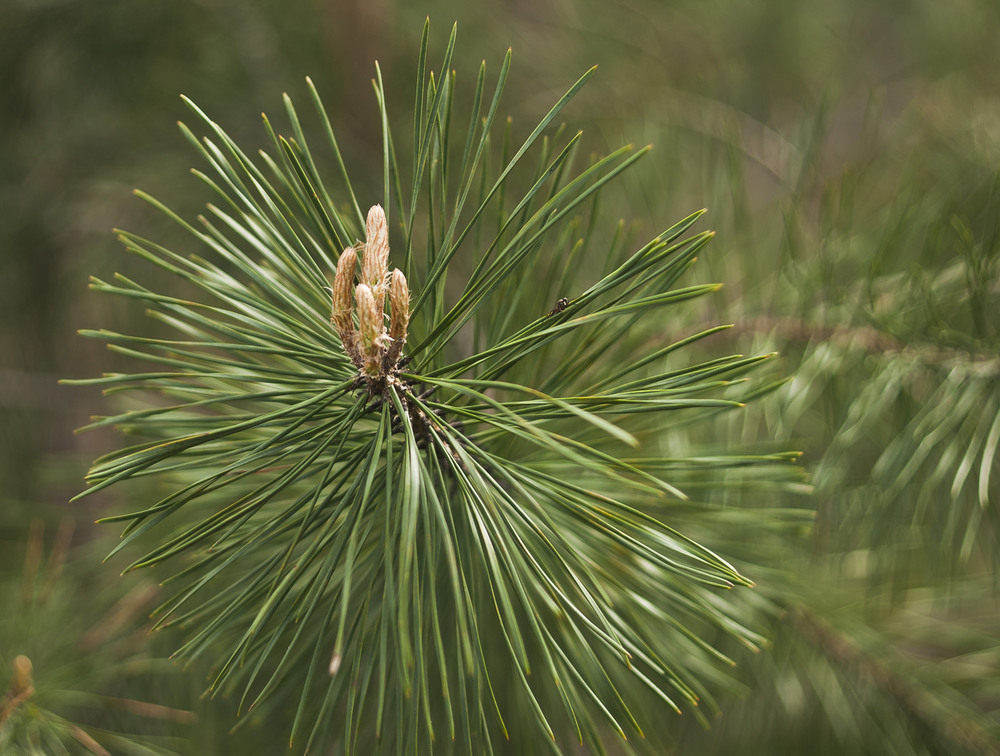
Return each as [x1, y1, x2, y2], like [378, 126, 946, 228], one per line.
[547, 297, 569, 316]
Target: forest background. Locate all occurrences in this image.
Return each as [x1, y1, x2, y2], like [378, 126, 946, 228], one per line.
[2, 1, 1000, 753]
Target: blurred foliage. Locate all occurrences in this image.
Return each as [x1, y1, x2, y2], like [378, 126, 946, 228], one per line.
[0, 519, 187, 754]
[3, 0, 1000, 753]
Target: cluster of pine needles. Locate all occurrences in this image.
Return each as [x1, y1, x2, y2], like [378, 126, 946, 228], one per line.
[65, 22, 800, 755]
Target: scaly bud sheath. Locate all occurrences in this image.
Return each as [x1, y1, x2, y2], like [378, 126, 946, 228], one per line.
[332, 247, 357, 333]
[385, 268, 410, 368]
[332, 247, 362, 368]
[362, 204, 390, 292]
[355, 283, 384, 377]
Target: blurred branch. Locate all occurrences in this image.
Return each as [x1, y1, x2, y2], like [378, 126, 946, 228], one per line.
[792, 606, 1000, 756]
[736, 316, 1000, 372]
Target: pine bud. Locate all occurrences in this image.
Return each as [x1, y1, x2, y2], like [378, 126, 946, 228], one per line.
[13, 655, 33, 695]
[385, 269, 410, 368]
[332, 247, 362, 367]
[362, 204, 390, 292]
[332, 247, 356, 333]
[355, 283, 384, 377]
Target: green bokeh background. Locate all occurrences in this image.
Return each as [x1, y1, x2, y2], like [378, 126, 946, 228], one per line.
[3, 1, 1000, 753]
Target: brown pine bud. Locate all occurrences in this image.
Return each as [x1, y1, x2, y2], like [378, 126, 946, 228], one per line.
[12, 655, 33, 695]
[362, 204, 390, 292]
[355, 283, 384, 377]
[385, 269, 410, 368]
[332, 247, 362, 367]
[332, 247, 356, 333]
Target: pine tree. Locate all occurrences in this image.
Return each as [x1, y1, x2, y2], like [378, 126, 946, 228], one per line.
[3, 6, 994, 754]
[64, 22, 804, 754]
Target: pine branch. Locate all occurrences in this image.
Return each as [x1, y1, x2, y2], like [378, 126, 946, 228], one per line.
[66, 22, 799, 754]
